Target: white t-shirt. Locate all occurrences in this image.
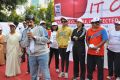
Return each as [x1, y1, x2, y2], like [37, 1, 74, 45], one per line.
[108, 30, 120, 52]
[29, 28, 35, 53]
[50, 31, 58, 49]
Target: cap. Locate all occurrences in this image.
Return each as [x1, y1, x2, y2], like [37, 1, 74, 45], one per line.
[91, 17, 101, 22]
[60, 17, 68, 22]
[40, 20, 46, 24]
[23, 21, 26, 23]
[115, 21, 120, 25]
[77, 18, 83, 23]
[9, 23, 16, 28]
[52, 22, 58, 26]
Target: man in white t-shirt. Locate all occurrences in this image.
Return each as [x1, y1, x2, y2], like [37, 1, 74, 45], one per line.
[107, 21, 120, 80]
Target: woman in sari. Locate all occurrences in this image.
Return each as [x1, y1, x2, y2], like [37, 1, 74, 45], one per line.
[5, 23, 22, 77]
[0, 27, 5, 66]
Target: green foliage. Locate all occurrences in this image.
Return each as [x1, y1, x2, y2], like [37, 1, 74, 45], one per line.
[0, 12, 8, 22]
[8, 10, 24, 22]
[0, 0, 27, 11]
[25, 6, 41, 24]
[38, 8, 47, 20]
[0, 0, 27, 22]
[25, 6, 36, 16]
[0, 0, 54, 24]
[25, 4, 54, 25]
[46, 1, 54, 23]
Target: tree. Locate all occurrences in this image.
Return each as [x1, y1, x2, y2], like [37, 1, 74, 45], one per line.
[24, 1, 54, 25]
[25, 6, 40, 24]
[8, 10, 24, 22]
[38, 8, 46, 20]
[25, 6, 47, 24]
[0, 0, 27, 21]
[46, 0, 54, 23]
[0, 0, 27, 11]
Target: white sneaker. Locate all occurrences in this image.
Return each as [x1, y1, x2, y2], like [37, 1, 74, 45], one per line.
[56, 69, 59, 73]
[64, 72, 68, 78]
[106, 76, 112, 80]
[58, 72, 64, 77]
[116, 77, 120, 80]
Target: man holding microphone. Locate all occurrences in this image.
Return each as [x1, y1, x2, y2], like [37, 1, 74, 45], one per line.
[20, 15, 51, 80]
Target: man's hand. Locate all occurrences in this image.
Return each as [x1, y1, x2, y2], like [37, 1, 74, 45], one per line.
[89, 44, 98, 50]
[91, 46, 99, 50]
[27, 32, 34, 39]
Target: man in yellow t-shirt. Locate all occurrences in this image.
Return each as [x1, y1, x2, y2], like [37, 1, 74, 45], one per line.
[56, 17, 72, 78]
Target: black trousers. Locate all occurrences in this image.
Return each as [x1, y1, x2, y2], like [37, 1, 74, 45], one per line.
[72, 51, 86, 79]
[59, 48, 70, 72]
[107, 49, 120, 77]
[87, 54, 104, 80]
[27, 54, 30, 73]
[21, 48, 30, 73]
[21, 48, 26, 62]
[48, 47, 59, 69]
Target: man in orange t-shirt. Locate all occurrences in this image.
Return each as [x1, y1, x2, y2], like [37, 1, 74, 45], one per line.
[86, 18, 108, 80]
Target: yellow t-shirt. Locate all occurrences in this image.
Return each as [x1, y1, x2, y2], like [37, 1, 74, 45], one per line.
[56, 26, 72, 48]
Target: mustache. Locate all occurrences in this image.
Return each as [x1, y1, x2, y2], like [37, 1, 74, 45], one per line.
[28, 25, 33, 27]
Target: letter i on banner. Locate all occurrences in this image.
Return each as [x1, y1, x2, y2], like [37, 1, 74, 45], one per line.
[55, 3, 61, 16]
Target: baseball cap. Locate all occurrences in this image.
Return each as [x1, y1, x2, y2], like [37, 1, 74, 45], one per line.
[52, 22, 58, 26]
[115, 21, 120, 25]
[40, 20, 46, 24]
[9, 23, 16, 28]
[77, 18, 83, 23]
[60, 17, 68, 22]
[91, 17, 101, 23]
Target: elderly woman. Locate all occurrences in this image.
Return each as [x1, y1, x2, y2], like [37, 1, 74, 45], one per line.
[5, 23, 22, 77]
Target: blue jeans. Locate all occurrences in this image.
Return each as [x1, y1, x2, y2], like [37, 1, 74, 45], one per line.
[29, 53, 51, 80]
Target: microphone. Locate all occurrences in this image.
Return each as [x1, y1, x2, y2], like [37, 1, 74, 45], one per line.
[27, 28, 31, 40]
[28, 28, 31, 33]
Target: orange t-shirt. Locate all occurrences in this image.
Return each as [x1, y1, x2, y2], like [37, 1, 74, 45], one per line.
[86, 27, 108, 56]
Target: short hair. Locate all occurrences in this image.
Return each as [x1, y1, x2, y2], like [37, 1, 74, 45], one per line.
[25, 15, 35, 21]
[13, 21, 18, 27]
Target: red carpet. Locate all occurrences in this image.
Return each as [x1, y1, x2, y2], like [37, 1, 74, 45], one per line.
[0, 57, 114, 80]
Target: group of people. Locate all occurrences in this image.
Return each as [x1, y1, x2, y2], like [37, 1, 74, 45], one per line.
[0, 14, 120, 80]
[46, 17, 120, 80]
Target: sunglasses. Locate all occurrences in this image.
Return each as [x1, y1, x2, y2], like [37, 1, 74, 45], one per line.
[91, 21, 100, 24]
[115, 24, 120, 27]
[61, 20, 67, 23]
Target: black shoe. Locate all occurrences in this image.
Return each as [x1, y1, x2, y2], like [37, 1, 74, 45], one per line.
[80, 78, 85, 80]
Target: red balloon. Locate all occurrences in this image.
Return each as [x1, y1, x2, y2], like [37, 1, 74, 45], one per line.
[55, 0, 88, 18]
